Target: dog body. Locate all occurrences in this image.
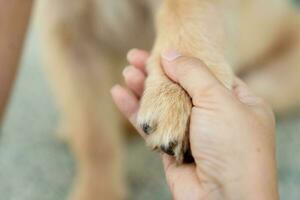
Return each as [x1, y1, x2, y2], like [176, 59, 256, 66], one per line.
[36, 0, 300, 199]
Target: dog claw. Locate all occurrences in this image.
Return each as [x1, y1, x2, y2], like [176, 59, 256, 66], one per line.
[160, 141, 178, 156]
[141, 123, 154, 135]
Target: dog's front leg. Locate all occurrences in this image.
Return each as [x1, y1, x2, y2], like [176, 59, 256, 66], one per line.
[138, 0, 234, 163]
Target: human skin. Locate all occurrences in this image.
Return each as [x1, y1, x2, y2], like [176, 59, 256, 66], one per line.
[0, 0, 33, 123]
[111, 49, 279, 200]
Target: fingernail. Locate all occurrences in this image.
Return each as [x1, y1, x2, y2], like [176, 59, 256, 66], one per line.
[122, 66, 132, 77]
[162, 50, 182, 61]
[127, 48, 139, 60]
[110, 84, 121, 95]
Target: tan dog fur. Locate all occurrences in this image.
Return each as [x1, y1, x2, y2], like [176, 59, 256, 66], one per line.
[35, 0, 300, 199]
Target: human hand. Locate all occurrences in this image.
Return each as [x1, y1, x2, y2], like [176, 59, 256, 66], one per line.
[111, 49, 278, 200]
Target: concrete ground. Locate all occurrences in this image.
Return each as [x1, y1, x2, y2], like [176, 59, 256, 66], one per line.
[0, 25, 300, 200]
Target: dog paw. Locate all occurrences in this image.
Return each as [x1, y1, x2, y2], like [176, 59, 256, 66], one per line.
[137, 77, 193, 163]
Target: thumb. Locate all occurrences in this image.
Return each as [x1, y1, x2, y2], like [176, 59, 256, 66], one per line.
[161, 50, 227, 106]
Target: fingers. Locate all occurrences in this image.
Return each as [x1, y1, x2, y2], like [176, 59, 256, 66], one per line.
[122, 66, 146, 97]
[111, 85, 139, 123]
[111, 84, 146, 139]
[127, 49, 149, 73]
[125, 49, 148, 97]
[111, 85, 148, 138]
[110, 48, 149, 138]
[161, 50, 227, 106]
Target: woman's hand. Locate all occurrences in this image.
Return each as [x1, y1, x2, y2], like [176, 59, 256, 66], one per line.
[111, 49, 278, 200]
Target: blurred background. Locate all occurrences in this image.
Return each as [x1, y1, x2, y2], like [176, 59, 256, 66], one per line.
[0, 21, 171, 200]
[1, 2, 300, 200]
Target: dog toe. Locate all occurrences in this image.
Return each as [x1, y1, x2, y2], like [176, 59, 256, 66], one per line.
[160, 141, 178, 156]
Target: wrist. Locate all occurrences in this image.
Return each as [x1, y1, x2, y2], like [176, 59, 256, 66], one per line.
[221, 155, 279, 200]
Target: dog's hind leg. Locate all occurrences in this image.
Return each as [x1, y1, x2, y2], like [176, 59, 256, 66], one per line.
[41, 33, 125, 200]
[243, 42, 300, 115]
[37, 4, 126, 200]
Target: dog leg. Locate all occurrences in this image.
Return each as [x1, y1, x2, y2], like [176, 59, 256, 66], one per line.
[243, 38, 300, 115]
[37, 6, 126, 200]
[138, 0, 234, 163]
